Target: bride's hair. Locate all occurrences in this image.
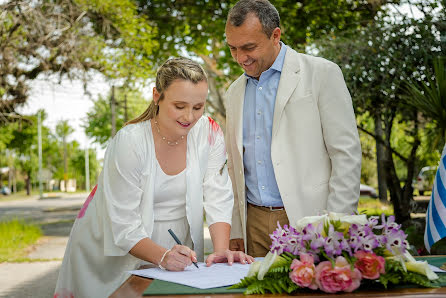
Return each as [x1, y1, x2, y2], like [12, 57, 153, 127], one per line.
[126, 57, 208, 125]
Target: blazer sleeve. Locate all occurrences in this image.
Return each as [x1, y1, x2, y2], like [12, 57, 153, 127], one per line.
[227, 141, 243, 239]
[202, 118, 234, 226]
[224, 97, 243, 239]
[317, 62, 362, 214]
[101, 128, 148, 255]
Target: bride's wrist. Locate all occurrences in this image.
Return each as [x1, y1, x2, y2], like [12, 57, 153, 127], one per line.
[158, 249, 170, 270]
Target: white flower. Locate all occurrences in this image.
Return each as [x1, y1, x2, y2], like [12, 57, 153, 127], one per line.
[295, 214, 327, 230]
[295, 213, 368, 231]
[329, 213, 368, 225]
[257, 251, 278, 280]
[393, 251, 439, 280]
[405, 261, 439, 280]
[246, 260, 261, 277]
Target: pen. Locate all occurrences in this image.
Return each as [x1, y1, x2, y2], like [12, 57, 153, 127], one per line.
[168, 228, 199, 269]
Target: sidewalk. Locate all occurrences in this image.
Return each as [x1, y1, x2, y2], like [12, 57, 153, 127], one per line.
[0, 192, 213, 298]
[0, 192, 85, 298]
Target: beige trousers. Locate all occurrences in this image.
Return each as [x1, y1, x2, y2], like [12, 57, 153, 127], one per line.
[246, 203, 289, 257]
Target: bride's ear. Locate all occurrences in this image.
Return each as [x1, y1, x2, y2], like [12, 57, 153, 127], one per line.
[153, 87, 161, 104]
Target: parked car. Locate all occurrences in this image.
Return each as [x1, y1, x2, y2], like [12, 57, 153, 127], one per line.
[360, 184, 378, 198]
[413, 166, 437, 195]
[1, 186, 11, 195]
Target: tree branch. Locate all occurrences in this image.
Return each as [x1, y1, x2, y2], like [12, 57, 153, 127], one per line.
[357, 124, 408, 163]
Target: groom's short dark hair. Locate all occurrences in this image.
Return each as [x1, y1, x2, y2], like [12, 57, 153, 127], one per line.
[227, 0, 280, 38]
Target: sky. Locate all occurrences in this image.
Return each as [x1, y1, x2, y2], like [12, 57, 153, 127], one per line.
[20, 73, 111, 159]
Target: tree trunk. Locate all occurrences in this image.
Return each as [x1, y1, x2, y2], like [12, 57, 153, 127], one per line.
[25, 171, 31, 195]
[381, 111, 419, 227]
[13, 168, 16, 193]
[375, 115, 387, 202]
[384, 144, 410, 225]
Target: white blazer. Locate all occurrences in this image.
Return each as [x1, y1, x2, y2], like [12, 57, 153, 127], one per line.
[225, 48, 362, 245]
[55, 116, 233, 298]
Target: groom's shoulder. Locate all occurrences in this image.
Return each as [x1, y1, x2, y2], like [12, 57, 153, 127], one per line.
[227, 74, 246, 93]
[291, 49, 340, 71]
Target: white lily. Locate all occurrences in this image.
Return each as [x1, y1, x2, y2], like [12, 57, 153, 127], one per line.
[328, 212, 368, 225]
[246, 260, 262, 277]
[403, 251, 438, 280]
[295, 214, 327, 230]
[405, 261, 439, 280]
[257, 251, 278, 280]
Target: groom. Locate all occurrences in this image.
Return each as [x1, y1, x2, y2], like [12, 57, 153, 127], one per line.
[224, 0, 362, 257]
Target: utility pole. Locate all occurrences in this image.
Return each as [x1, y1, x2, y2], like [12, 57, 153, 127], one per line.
[38, 111, 43, 199]
[111, 85, 116, 137]
[85, 144, 90, 192]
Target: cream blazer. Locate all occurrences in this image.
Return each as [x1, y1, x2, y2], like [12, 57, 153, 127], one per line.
[225, 48, 362, 245]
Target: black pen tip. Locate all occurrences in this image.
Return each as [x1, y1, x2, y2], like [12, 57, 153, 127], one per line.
[193, 262, 199, 268]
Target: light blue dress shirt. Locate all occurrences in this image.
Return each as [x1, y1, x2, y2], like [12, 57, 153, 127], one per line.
[243, 42, 287, 207]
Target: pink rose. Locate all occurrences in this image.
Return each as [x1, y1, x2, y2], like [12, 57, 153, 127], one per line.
[315, 256, 362, 293]
[289, 253, 318, 290]
[354, 251, 385, 279]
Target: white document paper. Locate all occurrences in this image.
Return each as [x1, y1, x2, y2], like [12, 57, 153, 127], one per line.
[429, 264, 446, 273]
[128, 262, 251, 289]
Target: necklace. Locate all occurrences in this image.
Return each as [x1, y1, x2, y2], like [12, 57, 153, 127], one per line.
[154, 119, 185, 146]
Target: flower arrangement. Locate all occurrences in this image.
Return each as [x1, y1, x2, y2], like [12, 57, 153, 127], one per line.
[232, 213, 444, 294]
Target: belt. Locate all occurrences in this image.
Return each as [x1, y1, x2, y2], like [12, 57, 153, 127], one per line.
[248, 202, 285, 212]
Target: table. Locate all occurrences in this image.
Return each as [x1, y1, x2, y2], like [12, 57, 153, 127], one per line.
[110, 256, 446, 298]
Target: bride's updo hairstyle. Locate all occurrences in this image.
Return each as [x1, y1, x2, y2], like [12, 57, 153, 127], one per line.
[127, 57, 208, 125]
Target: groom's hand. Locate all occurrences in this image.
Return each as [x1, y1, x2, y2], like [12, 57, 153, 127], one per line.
[229, 238, 244, 252]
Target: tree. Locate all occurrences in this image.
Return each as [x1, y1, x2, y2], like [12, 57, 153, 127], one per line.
[317, 2, 445, 225]
[7, 113, 42, 194]
[84, 87, 149, 147]
[56, 120, 74, 191]
[70, 148, 99, 191]
[136, 0, 392, 128]
[0, 0, 157, 125]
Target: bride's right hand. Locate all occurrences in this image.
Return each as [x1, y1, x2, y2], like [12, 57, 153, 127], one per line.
[160, 244, 197, 271]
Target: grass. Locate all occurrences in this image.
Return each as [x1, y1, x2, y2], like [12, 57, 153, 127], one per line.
[0, 189, 88, 202]
[0, 190, 39, 202]
[358, 197, 394, 217]
[0, 219, 42, 262]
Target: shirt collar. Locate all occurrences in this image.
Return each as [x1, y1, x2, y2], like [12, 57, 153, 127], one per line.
[244, 41, 287, 79]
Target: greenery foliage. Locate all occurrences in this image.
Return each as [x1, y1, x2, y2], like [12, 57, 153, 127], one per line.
[135, 0, 388, 124]
[0, 0, 157, 124]
[231, 253, 299, 294]
[403, 57, 446, 150]
[316, 1, 445, 224]
[84, 87, 149, 147]
[1, 110, 99, 193]
[379, 258, 435, 288]
[0, 219, 41, 262]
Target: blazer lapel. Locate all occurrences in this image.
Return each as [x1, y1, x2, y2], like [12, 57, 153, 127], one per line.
[272, 50, 301, 137]
[232, 76, 247, 157]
